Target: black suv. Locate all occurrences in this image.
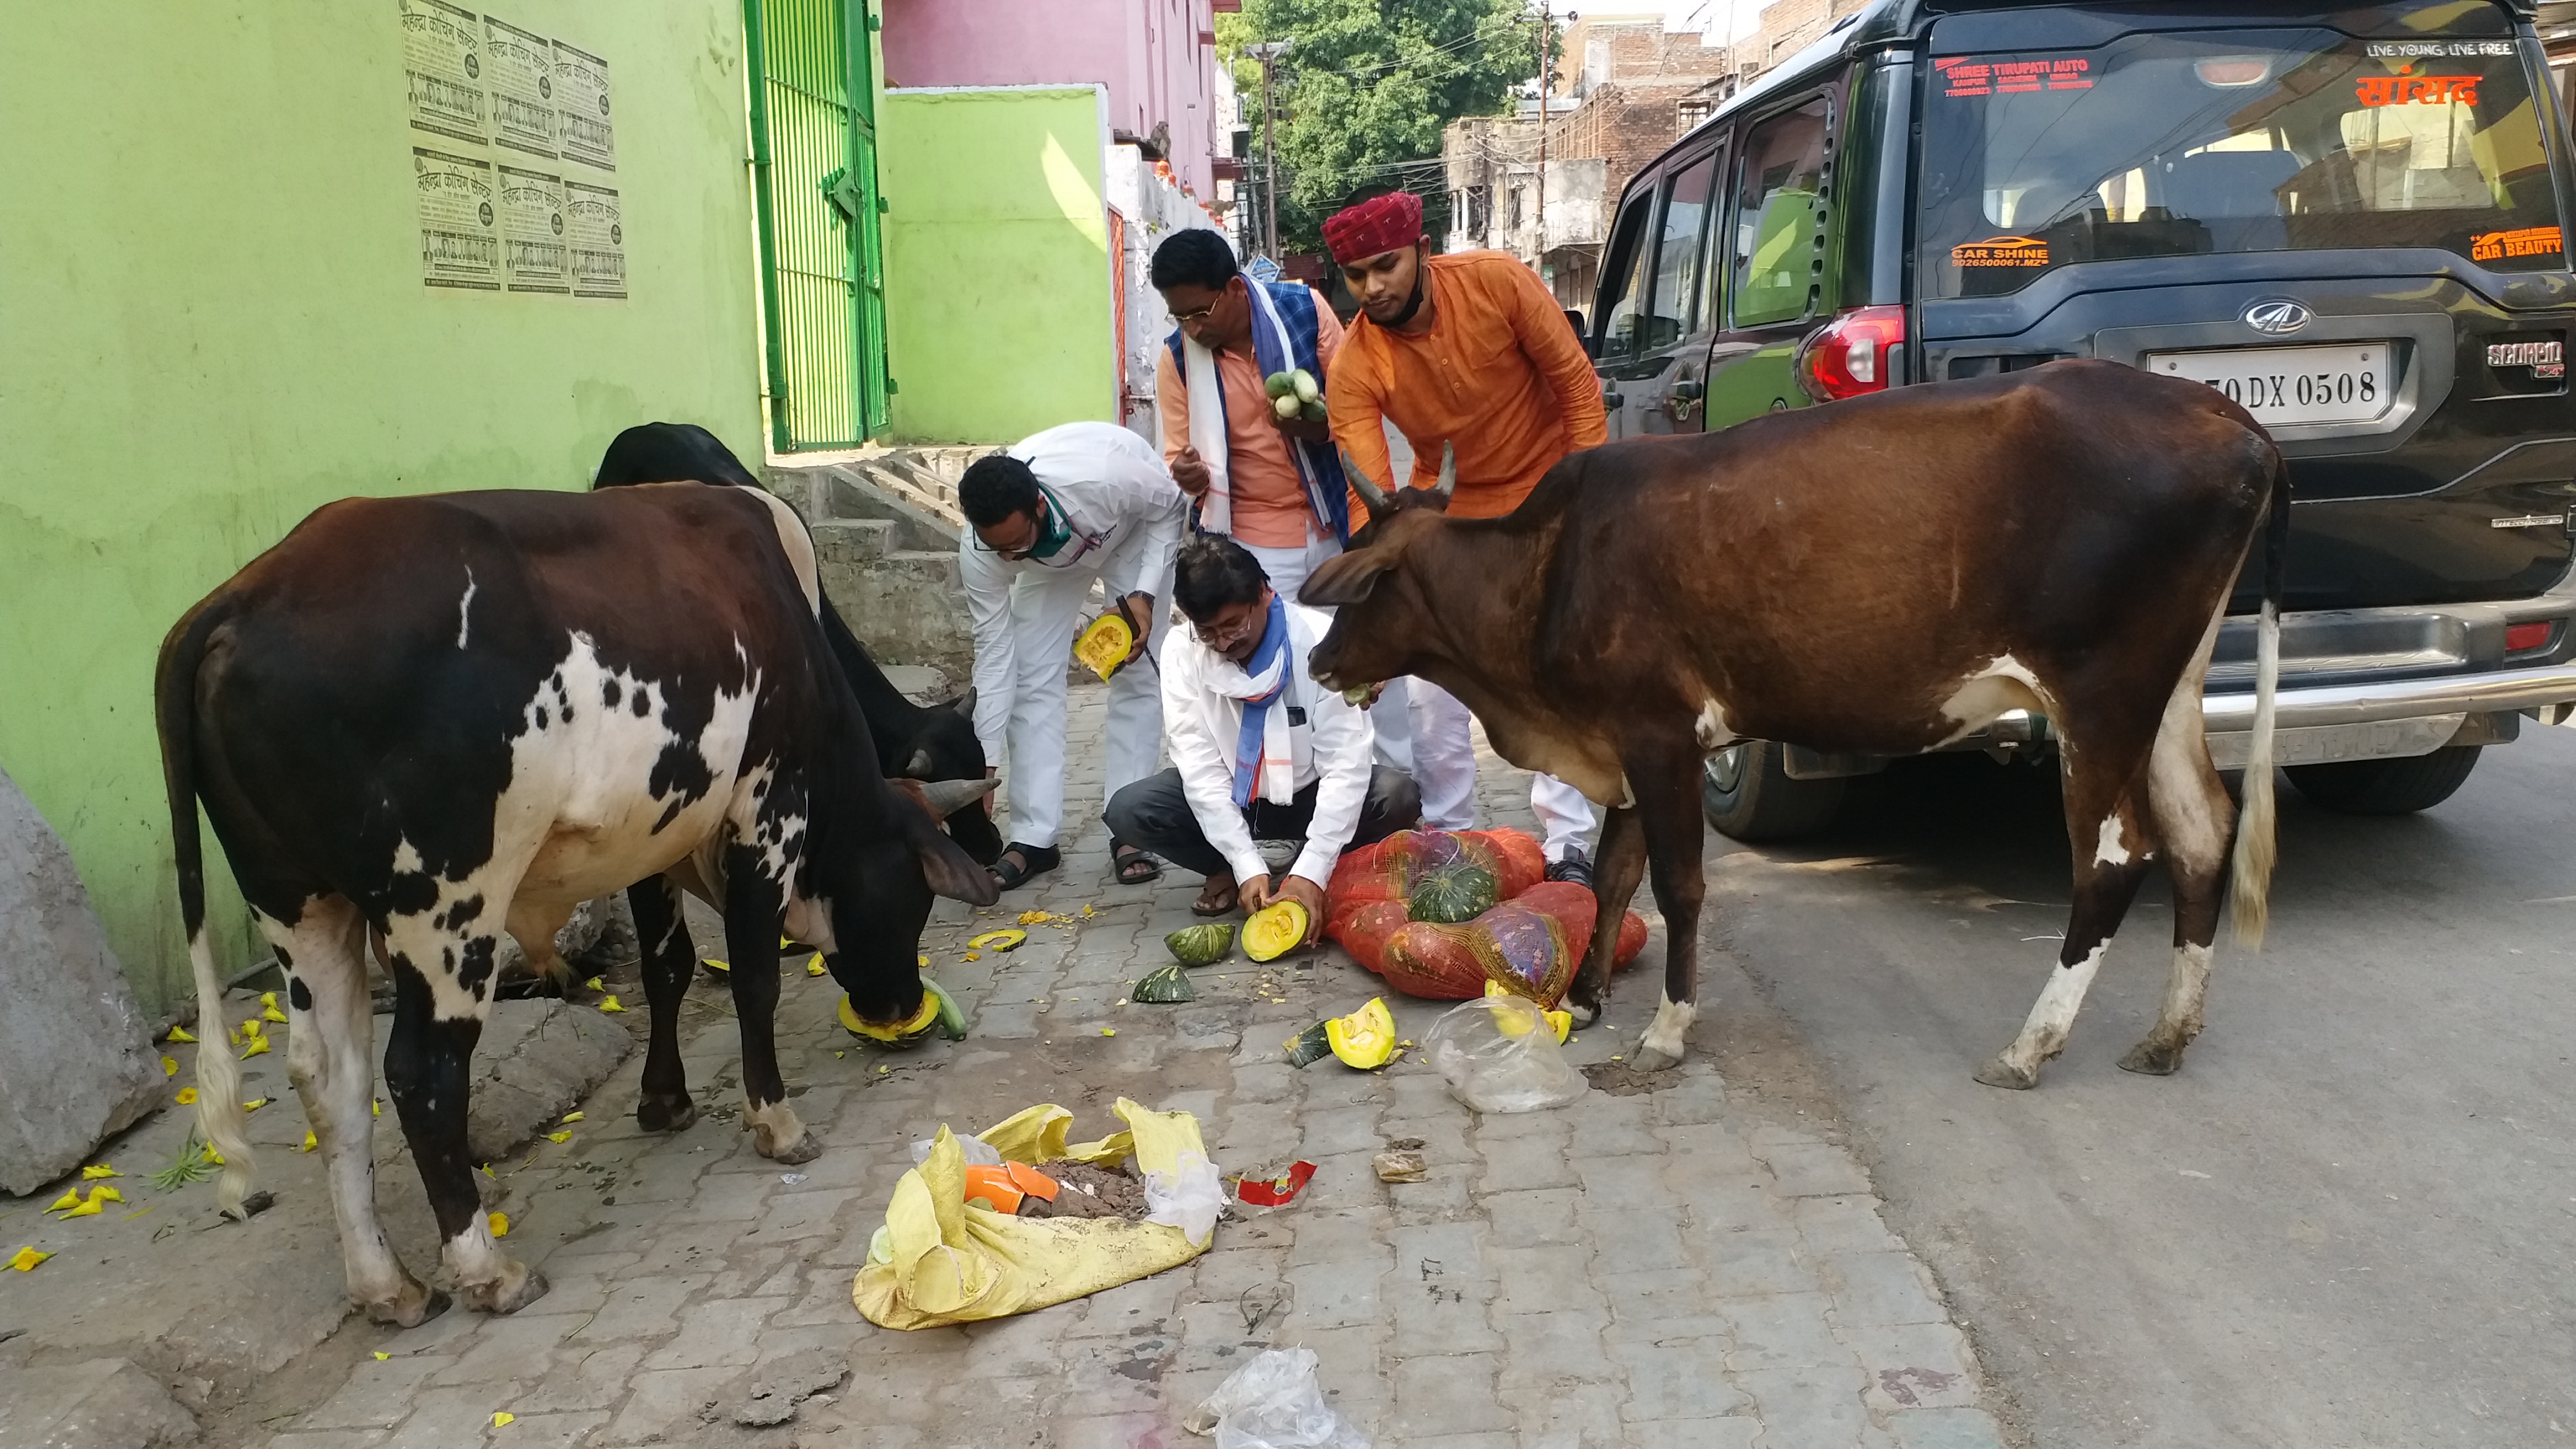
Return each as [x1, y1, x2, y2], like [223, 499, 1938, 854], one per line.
[1584, 0, 2576, 839]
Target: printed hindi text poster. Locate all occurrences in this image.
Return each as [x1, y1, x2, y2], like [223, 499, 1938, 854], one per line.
[498, 165, 570, 293]
[400, 0, 486, 146]
[415, 147, 502, 291]
[566, 179, 627, 299]
[482, 15, 558, 159]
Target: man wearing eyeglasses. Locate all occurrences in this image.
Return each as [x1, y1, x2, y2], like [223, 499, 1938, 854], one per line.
[1104, 537, 1420, 923]
[958, 422, 1187, 892]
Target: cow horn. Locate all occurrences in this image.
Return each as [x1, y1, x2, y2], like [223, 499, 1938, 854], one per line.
[1337, 446, 1393, 514]
[915, 776, 999, 819]
[1432, 441, 1457, 500]
[951, 686, 977, 719]
[905, 747, 935, 779]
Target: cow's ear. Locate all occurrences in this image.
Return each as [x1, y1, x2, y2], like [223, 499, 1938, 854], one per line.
[904, 806, 1000, 906]
[1298, 549, 1396, 607]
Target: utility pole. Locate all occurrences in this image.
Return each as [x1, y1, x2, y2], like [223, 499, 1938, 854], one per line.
[1245, 40, 1293, 259]
[1534, 2, 1548, 254]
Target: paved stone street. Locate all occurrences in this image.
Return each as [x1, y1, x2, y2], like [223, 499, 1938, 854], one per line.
[228, 681, 2010, 1449]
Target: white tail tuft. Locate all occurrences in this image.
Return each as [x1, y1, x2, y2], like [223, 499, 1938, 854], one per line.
[2228, 599, 2280, 946]
[187, 929, 257, 1216]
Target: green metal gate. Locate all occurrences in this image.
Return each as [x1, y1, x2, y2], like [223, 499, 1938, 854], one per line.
[745, 0, 888, 450]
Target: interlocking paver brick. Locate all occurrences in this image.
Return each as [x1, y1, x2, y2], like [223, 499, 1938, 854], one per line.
[240, 685, 2002, 1449]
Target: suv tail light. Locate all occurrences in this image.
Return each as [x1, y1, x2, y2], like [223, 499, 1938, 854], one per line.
[1795, 305, 1907, 403]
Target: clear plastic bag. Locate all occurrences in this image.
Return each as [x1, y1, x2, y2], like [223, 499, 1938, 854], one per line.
[910, 1131, 1001, 1167]
[1145, 1147, 1224, 1248]
[1186, 1348, 1371, 1448]
[1424, 996, 1589, 1113]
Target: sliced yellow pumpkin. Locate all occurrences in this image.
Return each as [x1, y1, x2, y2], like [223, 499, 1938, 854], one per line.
[1324, 997, 1399, 1069]
[1242, 900, 1310, 962]
[837, 979, 967, 1045]
[1485, 981, 1574, 1043]
[1072, 613, 1134, 681]
[967, 929, 1027, 953]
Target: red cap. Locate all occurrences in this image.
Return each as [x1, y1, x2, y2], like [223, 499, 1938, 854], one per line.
[1323, 191, 1425, 265]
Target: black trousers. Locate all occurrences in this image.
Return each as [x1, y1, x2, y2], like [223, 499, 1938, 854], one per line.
[1105, 766, 1422, 879]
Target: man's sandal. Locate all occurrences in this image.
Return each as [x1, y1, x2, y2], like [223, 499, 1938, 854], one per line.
[1191, 878, 1238, 917]
[988, 842, 1061, 892]
[1112, 842, 1162, 885]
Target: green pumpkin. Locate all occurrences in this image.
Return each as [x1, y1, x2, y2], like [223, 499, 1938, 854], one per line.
[1164, 922, 1235, 967]
[1408, 862, 1499, 925]
[1133, 963, 1196, 1003]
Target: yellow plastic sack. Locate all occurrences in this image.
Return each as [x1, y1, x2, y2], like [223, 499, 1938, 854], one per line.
[852, 1098, 1215, 1329]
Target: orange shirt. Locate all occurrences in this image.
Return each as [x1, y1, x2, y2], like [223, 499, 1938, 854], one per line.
[1327, 251, 1608, 522]
[1156, 287, 1345, 550]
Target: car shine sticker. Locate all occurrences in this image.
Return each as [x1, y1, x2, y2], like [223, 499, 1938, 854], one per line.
[1936, 55, 2092, 98]
[1951, 236, 2051, 268]
[2471, 226, 2563, 262]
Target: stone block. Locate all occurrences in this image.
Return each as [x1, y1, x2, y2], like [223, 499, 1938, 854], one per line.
[0, 1357, 199, 1448]
[1886, 1407, 2010, 1449]
[1758, 1141, 1872, 1199]
[1718, 1293, 1852, 1373]
[0, 769, 162, 1196]
[1705, 1230, 1817, 1298]
[1607, 1336, 1746, 1421]
[1391, 1352, 1514, 1437]
[1847, 1323, 1981, 1412]
[463, 1000, 635, 1164]
[1820, 1252, 1949, 1328]
[1735, 1363, 1873, 1448]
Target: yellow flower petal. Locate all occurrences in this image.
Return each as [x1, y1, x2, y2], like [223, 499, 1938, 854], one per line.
[494, 1411, 515, 1427]
[702, 958, 730, 972]
[962, 951, 981, 962]
[596, 995, 626, 1013]
[584, 976, 603, 992]
[82, 1163, 119, 1180]
[558, 1111, 584, 1124]
[546, 1130, 573, 1144]
[372, 1097, 382, 1117]
[175, 1087, 200, 1106]
[479, 1162, 493, 1177]
[89, 1186, 122, 1204]
[48, 1190, 82, 1212]
[487, 1211, 509, 1238]
[60, 1198, 102, 1218]
[806, 954, 826, 977]
[264, 1006, 290, 1024]
[166, 1026, 196, 1044]
[1101, 1027, 1116, 1037]
[203, 1145, 224, 1166]
[302, 1131, 318, 1153]
[8, 1247, 51, 1271]
[162, 1055, 178, 1078]
[242, 1038, 271, 1058]
[917, 954, 929, 968]
[240, 1017, 265, 1037]
[242, 1098, 268, 1112]
[778, 935, 793, 949]
[373, 1351, 391, 1361]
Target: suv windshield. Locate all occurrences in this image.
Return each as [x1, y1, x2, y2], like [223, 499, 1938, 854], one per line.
[1920, 2, 2563, 298]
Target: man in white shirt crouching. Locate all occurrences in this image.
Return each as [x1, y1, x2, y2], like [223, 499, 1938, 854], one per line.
[1105, 537, 1420, 930]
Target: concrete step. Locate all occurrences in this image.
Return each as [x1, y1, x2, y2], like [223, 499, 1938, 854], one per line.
[810, 517, 896, 567]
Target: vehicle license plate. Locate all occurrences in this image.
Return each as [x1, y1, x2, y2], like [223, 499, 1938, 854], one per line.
[2143, 343, 2395, 427]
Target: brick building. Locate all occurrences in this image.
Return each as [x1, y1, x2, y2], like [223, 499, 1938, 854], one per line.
[1531, 20, 1733, 306]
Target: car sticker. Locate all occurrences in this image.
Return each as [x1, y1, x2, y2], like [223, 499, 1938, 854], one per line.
[1950, 236, 2051, 268]
[1935, 55, 2092, 98]
[2471, 226, 2563, 262]
[2355, 72, 2478, 106]
[2365, 40, 2514, 59]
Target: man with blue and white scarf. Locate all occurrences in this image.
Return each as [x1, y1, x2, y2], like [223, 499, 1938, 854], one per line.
[1106, 538, 1420, 924]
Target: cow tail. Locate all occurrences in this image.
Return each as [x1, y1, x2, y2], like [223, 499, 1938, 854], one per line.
[155, 599, 257, 1217]
[2228, 449, 2289, 947]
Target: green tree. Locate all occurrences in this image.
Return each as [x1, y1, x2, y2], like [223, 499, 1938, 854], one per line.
[1219, 0, 1546, 253]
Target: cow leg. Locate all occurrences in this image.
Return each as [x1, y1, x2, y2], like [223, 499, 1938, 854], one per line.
[719, 854, 818, 1164]
[2121, 655, 2234, 1076]
[1977, 734, 2156, 1090]
[379, 918, 548, 1315]
[1566, 803, 1647, 1026]
[1626, 747, 1709, 1072]
[628, 878, 700, 1133]
[262, 899, 444, 1326]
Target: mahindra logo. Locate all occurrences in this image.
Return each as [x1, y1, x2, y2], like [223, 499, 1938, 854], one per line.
[2243, 299, 2312, 334]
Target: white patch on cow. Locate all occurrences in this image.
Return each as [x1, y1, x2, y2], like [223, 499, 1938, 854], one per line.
[782, 894, 837, 954]
[1935, 654, 2050, 747]
[744, 1096, 810, 1159]
[2149, 601, 2231, 874]
[2153, 939, 2215, 1047]
[2092, 815, 2130, 868]
[742, 488, 822, 617]
[1641, 994, 1697, 1061]
[456, 569, 477, 649]
[1694, 698, 1737, 754]
[1989, 943, 2108, 1082]
[391, 840, 424, 875]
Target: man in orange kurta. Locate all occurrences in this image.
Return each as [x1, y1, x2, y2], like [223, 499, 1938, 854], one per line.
[1323, 189, 1610, 878]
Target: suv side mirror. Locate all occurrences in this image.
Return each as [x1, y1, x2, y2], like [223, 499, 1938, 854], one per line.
[1564, 308, 1592, 355]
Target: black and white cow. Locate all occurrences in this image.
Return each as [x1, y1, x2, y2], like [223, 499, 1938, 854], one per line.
[592, 422, 1003, 865]
[155, 481, 996, 1324]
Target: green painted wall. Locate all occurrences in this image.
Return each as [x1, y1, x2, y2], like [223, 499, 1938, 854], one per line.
[880, 86, 1115, 443]
[0, 4, 765, 1017]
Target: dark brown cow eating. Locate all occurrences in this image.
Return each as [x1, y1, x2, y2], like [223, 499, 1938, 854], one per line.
[1303, 361, 2284, 1087]
[157, 481, 996, 1325]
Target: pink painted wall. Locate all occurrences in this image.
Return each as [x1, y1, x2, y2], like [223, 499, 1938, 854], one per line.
[880, 0, 1220, 197]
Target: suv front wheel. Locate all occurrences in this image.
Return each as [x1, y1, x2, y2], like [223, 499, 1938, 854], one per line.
[2284, 746, 2483, 816]
[1701, 741, 1847, 842]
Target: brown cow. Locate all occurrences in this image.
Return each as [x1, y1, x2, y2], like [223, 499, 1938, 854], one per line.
[1303, 361, 2283, 1087]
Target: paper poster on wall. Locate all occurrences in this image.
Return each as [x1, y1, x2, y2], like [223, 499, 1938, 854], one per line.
[552, 40, 616, 171]
[497, 165, 569, 293]
[482, 16, 557, 159]
[415, 148, 501, 291]
[400, 0, 486, 145]
[566, 180, 626, 299]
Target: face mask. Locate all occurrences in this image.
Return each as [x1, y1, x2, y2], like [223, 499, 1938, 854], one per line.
[1386, 251, 1427, 328]
[1027, 492, 1074, 560]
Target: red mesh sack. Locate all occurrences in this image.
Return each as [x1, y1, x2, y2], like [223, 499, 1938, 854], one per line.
[1381, 898, 1578, 1004]
[1325, 899, 1412, 976]
[1514, 883, 1650, 970]
[1461, 828, 1546, 899]
[1325, 827, 1547, 915]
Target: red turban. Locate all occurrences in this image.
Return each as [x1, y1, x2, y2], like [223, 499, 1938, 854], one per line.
[1323, 191, 1425, 264]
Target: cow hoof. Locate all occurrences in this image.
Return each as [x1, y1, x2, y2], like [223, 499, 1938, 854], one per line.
[460, 1264, 550, 1315]
[637, 1093, 698, 1134]
[363, 1284, 449, 1328]
[1627, 1044, 1683, 1073]
[2116, 1040, 2185, 1076]
[757, 1129, 823, 1165]
[1563, 998, 1600, 1027]
[1972, 1055, 2039, 1090]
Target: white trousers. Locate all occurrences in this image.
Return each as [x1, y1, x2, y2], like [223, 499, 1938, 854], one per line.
[996, 565, 1168, 850]
[1241, 532, 1413, 775]
[1408, 679, 1596, 861]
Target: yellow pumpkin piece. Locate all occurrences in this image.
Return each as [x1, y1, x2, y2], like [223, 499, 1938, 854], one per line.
[1324, 997, 1399, 1069]
[967, 929, 1027, 953]
[1072, 613, 1134, 680]
[838, 991, 941, 1043]
[702, 958, 730, 973]
[807, 954, 827, 977]
[1242, 900, 1310, 962]
[1483, 982, 1573, 1043]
